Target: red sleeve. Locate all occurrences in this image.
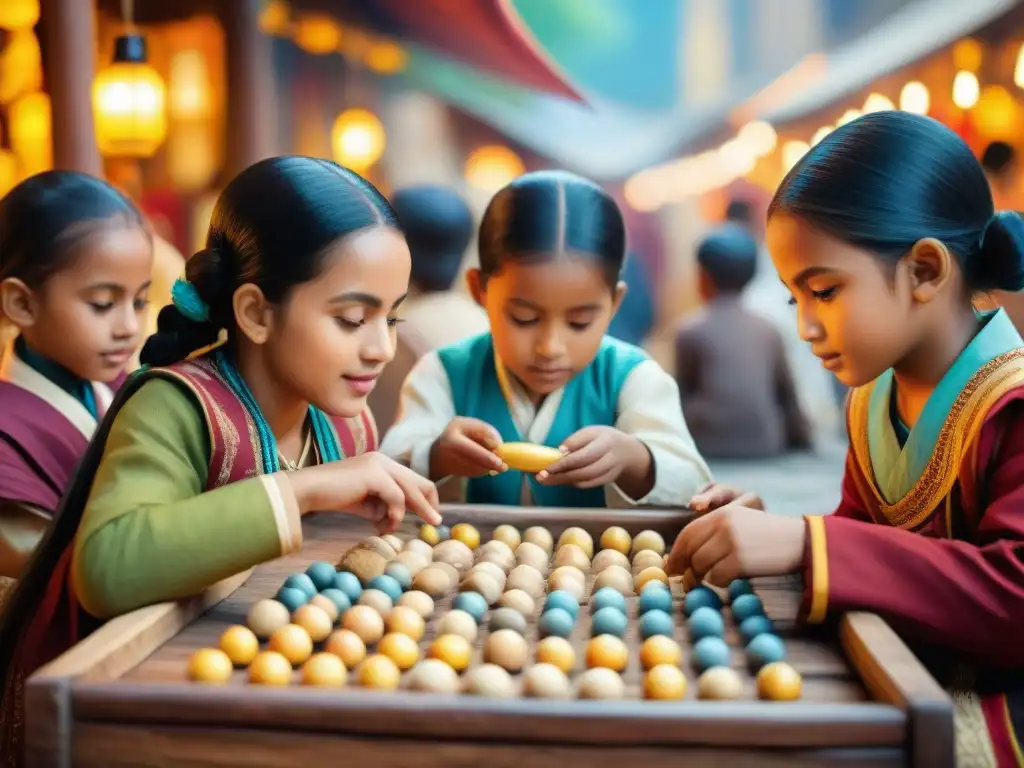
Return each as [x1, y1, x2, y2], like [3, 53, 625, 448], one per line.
[800, 407, 1024, 667]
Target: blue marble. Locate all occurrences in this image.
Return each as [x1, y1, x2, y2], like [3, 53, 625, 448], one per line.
[688, 606, 725, 641]
[282, 573, 317, 599]
[727, 579, 754, 602]
[435, 524, 452, 541]
[332, 571, 363, 603]
[318, 588, 352, 616]
[305, 561, 338, 592]
[383, 562, 412, 590]
[692, 636, 731, 672]
[746, 633, 787, 671]
[638, 586, 673, 616]
[739, 614, 775, 644]
[683, 586, 722, 616]
[590, 587, 627, 615]
[367, 574, 404, 603]
[545, 590, 580, 619]
[453, 591, 488, 623]
[730, 593, 764, 623]
[639, 609, 675, 639]
[591, 606, 629, 638]
[539, 607, 575, 638]
[275, 587, 307, 613]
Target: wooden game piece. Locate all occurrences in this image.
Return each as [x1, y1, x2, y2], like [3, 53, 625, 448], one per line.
[377, 632, 421, 670]
[292, 604, 334, 643]
[484, 629, 529, 673]
[477, 539, 516, 567]
[403, 538, 434, 560]
[247, 651, 293, 686]
[489, 607, 528, 635]
[639, 635, 683, 670]
[428, 634, 473, 672]
[592, 549, 630, 573]
[308, 594, 340, 623]
[731, 593, 765, 623]
[692, 636, 731, 672]
[591, 607, 628, 638]
[469, 561, 507, 590]
[631, 530, 666, 556]
[218, 625, 259, 667]
[498, 588, 536, 617]
[357, 588, 393, 617]
[634, 566, 669, 593]
[697, 667, 744, 700]
[338, 549, 388, 586]
[644, 664, 687, 700]
[342, 605, 385, 645]
[757, 662, 803, 701]
[385, 605, 426, 641]
[300, 653, 347, 687]
[452, 591, 488, 623]
[246, 599, 291, 640]
[576, 667, 625, 700]
[408, 659, 461, 693]
[360, 536, 399, 559]
[590, 587, 627, 615]
[585, 635, 628, 672]
[268, 624, 313, 665]
[557, 527, 594, 559]
[548, 565, 586, 598]
[747, 634, 787, 671]
[554, 543, 591, 572]
[506, 564, 546, 598]
[432, 560, 461, 585]
[638, 586, 673, 616]
[459, 571, 502, 605]
[381, 534, 404, 554]
[538, 608, 574, 639]
[187, 648, 233, 684]
[639, 609, 674, 640]
[688, 606, 725, 641]
[305, 561, 337, 592]
[436, 609, 478, 642]
[324, 629, 367, 669]
[382, 562, 413, 591]
[274, 587, 307, 613]
[592, 565, 634, 596]
[545, 589, 580, 619]
[433, 539, 474, 571]
[419, 524, 441, 545]
[522, 526, 554, 553]
[451, 522, 481, 550]
[631, 549, 664, 574]
[684, 586, 723, 616]
[394, 550, 430, 577]
[599, 526, 632, 555]
[397, 590, 434, 619]
[463, 663, 517, 698]
[411, 566, 451, 598]
[514, 542, 549, 572]
[492, 524, 522, 551]
[535, 636, 576, 673]
[495, 441, 562, 473]
[523, 663, 572, 699]
[357, 654, 401, 690]
[332, 571, 363, 602]
[282, 572, 317, 598]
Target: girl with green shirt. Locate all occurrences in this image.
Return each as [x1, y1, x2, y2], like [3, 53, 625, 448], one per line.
[0, 156, 442, 765]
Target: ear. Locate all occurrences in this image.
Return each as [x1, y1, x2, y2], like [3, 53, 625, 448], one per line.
[466, 268, 485, 307]
[0, 277, 38, 329]
[610, 280, 628, 315]
[232, 284, 274, 345]
[904, 238, 953, 304]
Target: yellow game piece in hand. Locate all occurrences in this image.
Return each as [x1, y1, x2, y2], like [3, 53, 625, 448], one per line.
[219, 625, 259, 666]
[188, 648, 234, 684]
[495, 442, 562, 473]
[757, 661, 803, 701]
[247, 651, 293, 686]
[301, 652, 347, 687]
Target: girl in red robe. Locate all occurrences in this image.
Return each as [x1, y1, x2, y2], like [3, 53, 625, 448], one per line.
[668, 111, 1024, 767]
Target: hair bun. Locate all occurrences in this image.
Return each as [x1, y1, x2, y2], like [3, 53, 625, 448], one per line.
[184, 245, 234, 325]
[975, 211, 1024, 293]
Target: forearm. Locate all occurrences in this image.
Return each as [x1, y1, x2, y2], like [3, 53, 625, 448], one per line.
[73, 474, 300, 619]
[614, 437, 656, 501]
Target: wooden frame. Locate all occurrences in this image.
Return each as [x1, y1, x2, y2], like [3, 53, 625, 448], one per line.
[25, 505, 954, 767]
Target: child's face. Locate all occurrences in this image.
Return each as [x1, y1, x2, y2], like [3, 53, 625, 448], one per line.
[265, 226, 411, 418]
[471, 256, 624, 397]
[5, 225, 153, 382]
[767, 213, 919, 387]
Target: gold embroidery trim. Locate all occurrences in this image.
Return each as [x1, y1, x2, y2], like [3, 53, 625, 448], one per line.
[849, 349, 1024, 529]
[1005, 695, 1024, 767]
[805, 515, 829, 624]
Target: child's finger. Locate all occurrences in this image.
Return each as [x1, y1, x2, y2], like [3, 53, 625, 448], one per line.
[451, 435, 506, 471]
[688, 532, 731, 580]
[459, 418, 503, 450]
[558, 426, 601, 453]
[543, 439, 603, 476]
[541, 454, 615, 487]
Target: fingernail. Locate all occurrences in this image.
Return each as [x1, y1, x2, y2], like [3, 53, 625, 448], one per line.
[559, 445, 569, 454]
[488, 469, 498, 477]
[536, 471, 547, 482]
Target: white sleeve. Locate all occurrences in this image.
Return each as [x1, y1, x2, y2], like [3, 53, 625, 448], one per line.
[379, 351, 455, 478]
[606, 359, 713, 508]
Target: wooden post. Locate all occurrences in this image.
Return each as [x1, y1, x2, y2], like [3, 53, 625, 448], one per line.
[41, 0, 103, 177]
[222, 0, 277, 177]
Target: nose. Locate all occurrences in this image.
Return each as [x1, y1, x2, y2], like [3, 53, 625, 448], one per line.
[362, 318, 396, 364]
[796, 301, 824, 343]
[535, 325, 566, 360]
[113, 302, 140, 340]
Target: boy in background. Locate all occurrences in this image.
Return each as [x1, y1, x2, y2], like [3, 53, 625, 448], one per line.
[675, 224, 812, 458]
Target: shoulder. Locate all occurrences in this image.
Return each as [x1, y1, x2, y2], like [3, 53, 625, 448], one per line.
[111, 376, 208, 442]
[437, 333, 492, 367]
[597, 336, 651, 366]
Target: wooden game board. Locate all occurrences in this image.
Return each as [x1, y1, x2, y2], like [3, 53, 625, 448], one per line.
[24, 505, 954, 767]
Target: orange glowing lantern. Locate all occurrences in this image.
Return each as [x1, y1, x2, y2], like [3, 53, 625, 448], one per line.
[294, 15, 342, 55]
[93, 35, 168, 158]
[464, 145, 526, 193]
[366, 40, 408, 75]
[0, 0, 39, 31]
[331, 109, 386, 172]
[9, 90, 51, 176]
[0, 29, 43, 104]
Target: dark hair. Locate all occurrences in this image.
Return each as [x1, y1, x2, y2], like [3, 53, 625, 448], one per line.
[725, 199, 753, 226]
[769, 111, 1024, 294]
[141, 156, 400, 367]
[981, 140, 1015, 175]
[0, 170, 145, 288]
[392, 185, 473, 293]
[478, 170, 626, 286]
[697, 223, 758, 293]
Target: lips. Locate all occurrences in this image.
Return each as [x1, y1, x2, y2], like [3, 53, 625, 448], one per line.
[101, 349, 134, 365]
[343, 374, 379, 395]
[816, 352, 842, 371]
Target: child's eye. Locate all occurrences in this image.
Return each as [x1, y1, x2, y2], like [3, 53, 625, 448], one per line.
[568, 321, 592, 331]
[134, 299, 150, 311]
[812, 287, 838, 301]
[509, 316, 539, 327]
[335, 317, 363, 330]
[89, 302, 114, 313]
[787, 296, 797, 306]
[386, 316, 404, 328]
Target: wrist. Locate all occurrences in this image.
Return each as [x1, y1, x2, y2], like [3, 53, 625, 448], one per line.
[428, 438, 450, 481]
[617, 436, 656, 497]
[288, 467, 328, 514]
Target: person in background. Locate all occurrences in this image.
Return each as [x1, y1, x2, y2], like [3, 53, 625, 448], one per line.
[391, 184, 489, 348]
[675, 224, 811, 458]
[980, 140, 1024, 335]
[606, 251, 656, 347]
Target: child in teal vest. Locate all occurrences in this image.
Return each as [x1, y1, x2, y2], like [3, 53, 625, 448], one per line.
[382, 170, 711, 507]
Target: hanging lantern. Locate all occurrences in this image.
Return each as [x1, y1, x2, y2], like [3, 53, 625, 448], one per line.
[974, 85, 1019, 140]
[464, 145, 526, 193]
[293, 15, 342, 55]
[9, 90, 51, 176]
[365, 40, 408, 75]
[0, 28, 43, 105]
[331, 109, 386, 172]
[0, 0, 39, 31]
[258, 0, 290, 36]
[169, 49, 211, 121]
[93, 34, 168, 158]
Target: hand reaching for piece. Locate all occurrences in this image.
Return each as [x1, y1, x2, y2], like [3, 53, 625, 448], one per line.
[690, 482, 766, 514]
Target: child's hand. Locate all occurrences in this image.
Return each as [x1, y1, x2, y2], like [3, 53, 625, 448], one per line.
[289, 452, 442, 534]
[665, 505, 805, 587]
[537, 426, 649, 492]
[690, 482, 766, 514]
[429, 417, 507, 480]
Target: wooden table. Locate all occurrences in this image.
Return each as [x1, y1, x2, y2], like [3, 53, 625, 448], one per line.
[25, 505, 954, 767]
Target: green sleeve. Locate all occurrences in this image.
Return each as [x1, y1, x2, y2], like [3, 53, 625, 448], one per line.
[72, 378, 291, 619]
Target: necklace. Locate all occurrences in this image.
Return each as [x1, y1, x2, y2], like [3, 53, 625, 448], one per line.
[277, 428, 313, 472]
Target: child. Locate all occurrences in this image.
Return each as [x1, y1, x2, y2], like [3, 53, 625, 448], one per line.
[667, 112, 1024, 766]
[675, 223, 812, 458]
[381, 170, 710, 507]
[0, 156, 442, 763]
[0, 171, 153, 580]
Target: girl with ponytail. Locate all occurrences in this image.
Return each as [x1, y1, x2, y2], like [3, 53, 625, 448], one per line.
[667, 112, 1024, 766]
[0, 156, 441, 764]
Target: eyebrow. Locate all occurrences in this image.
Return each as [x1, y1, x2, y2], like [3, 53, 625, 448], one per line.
[508, 297, 602, 312]
[85, 281, 151, 293]
[329, 291, 408, 309]
[782, 266, 838, 288]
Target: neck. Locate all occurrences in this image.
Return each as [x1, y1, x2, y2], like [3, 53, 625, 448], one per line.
[892, 304, 980, 425]
[233, 345, 309, 444]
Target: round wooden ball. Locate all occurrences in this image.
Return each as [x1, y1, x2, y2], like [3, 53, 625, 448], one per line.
[394, 550, 430, 577]
[634, 566, 669, 593]
[428, 634, 473, 672]
[385, 605, 426, 641]
[419, 524, 442, 546]
[640, 635, 683, 670]
[515, 542, 549, 572]
[548, 566, 586, 601]
[599, 526, 632, 556]
[523, 663, 571, 699]
[325, 629, 366, 668]
[268, 623, 313, 665]
[307, 594, 340, 623]
[484, 629, 529, 673]
[489, 607, 528, 635]
[411, 566, 452, 598]
[463, 663, 516, 698]
[492, 524, 522, 551]
[357, 654, 401, 690]
[557, 527, 594, 559]
[757, 661, 803, 701]
[436, 609, 478, 642]
[301, 652, 347, 687]
[535, 636, 576, 674]
[576, 667, 624, 700]
[632, 530, 666, 556]
[403, 539, 434, 560]
[523, 526, 554, 553]
[219, 625, 259, 666]
[451, 523, 481, 550]
[188, 648, 233, 684]
[247, 651, 293, 686]
[477, 539, 516, 567]
[408, 659, 461, 693]
[360, 536, 398, 559]
[506, 564, 546, 599]
[397, 590, 435, 619]
[459, 572, 502, 605]
[698, 666, 744, 700]
[377, 632, 421, 670]
[338, 549, 388, 586]
[357, 589, 393, 617]
[246, 599, 291, 640]
[432, 560, 461, 586]
[433, 539, 474, 572]
[381, 534, 404, 554]
[631, 549, 665, 574]
[554, 544, 591, 572]
[470, 561, 507, 590]
[498, 588, 536, 617]
[292, 604, 334, 643]
[342, 605, 385, 645]
[592, 549, 630, 574]
[592, 565, 634, 596]
[643, 664, 687, 700]
[585, 634, 629, 672]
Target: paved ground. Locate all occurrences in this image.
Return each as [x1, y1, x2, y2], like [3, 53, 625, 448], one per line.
[704, 434, 848, 518]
